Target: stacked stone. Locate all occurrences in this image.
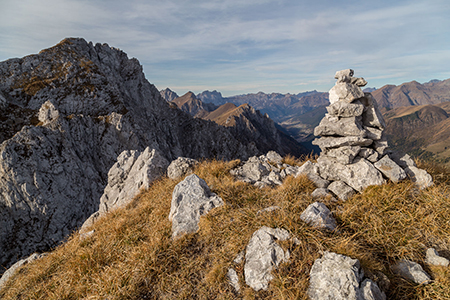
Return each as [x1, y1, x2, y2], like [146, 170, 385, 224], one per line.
[310, 69, 432, 200]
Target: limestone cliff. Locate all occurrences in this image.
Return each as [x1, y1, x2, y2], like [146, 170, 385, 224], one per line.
[0, 38, 294, 271]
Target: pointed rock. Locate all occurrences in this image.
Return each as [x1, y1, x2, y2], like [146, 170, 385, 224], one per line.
[392, 259, 432, 284]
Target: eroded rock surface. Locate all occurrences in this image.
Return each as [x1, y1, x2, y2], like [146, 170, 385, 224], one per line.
[244, 226, 291, 291]
[169, 174, 224, 238]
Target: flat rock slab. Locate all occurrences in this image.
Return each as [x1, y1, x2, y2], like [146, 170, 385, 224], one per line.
[169, 174, 224, 238]
[326, 100, 364, 117]
[314, 114, 366, 138]
[313, 136, 373, 151]
[392, 259, 432, 284]
[374, 155, 407, 183]
[300, 202, 337, 231]
[244, 226, 291, 291]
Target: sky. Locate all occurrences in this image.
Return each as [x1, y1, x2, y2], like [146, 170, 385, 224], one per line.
[1, 0, 449, 97]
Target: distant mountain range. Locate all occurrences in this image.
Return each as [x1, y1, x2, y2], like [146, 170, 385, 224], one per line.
[162, 78, 450, 156]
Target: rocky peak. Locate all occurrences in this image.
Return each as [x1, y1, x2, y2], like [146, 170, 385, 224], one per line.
[159, 87, 179, 102]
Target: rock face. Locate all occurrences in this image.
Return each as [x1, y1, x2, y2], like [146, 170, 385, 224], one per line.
[0, 38, 283, 272]
[169, 174, 224, 238]
[308, 251, 386, 300]
[244, 226, 291, 291]
[310, 69, 433, 199]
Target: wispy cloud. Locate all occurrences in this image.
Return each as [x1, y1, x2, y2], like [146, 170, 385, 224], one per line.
[1, 0, 449, 96]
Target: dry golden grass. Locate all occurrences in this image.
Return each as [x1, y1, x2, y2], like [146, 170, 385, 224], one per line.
[1, 159, 450, 299]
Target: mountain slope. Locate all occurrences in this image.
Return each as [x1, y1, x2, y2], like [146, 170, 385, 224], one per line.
[372, 79, 450, 109]
[0, 38, 296, 271]
[170, 93, 307, 156]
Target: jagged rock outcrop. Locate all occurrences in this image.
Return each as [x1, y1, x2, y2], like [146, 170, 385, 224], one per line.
[244, 226, 291, 291]
[81, 148, 169, 230]
[159, 87, 179, 102]
[308, 251, 386, 300]
[0, 38, 288, 272]
[169, 174, 223, 238]
[309, 69, 433, 199]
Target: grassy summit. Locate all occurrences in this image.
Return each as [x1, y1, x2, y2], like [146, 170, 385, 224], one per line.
[1, 158, 450, 299]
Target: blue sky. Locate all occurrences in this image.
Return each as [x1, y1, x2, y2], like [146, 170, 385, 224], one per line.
[1, 0, 449, 96]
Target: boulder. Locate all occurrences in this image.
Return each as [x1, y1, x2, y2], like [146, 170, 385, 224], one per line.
[328, 181, 356, 201]
[404, 166, 433, 189]
[425, 248, 449, 267]
[167, 157, 198, 180]
[169, 174, 224, 238]
[300, 202, 337, 231]
[308, 251, 363, 300]
[329, 83, 364, 104]
[264, 151, 283, 164]
[374, 155, 407, 183]
[326, 100, 365, 117]
[392, 259, 432, 284]
[308, 252, 385, 300]
[244, 226, 291, 291]
[314, 115, 366, 137]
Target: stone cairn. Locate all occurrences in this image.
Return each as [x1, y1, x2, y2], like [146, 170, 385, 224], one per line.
[310, 69, 432, 200]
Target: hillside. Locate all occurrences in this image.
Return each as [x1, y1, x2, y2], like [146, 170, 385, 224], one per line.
[372, 79, 450, 109]
[1, 158, 449, 299]
[383, 103, 450, 167]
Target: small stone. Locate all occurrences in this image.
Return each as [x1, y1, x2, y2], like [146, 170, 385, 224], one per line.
[228, 268, 240, 292]
[425, 248, 449, 267]
[392, 259, 432, 284]
[300, 202, 337, 231]
[373, 138, 389, 155]
[311, 188, 330, 199]
[257, 206, 281, 215]
[374, 155, 407, 183]
[334, 69, 354, 82]
[365, 126, 383, 140]
[350, 77, 368, 87]
[328, 181, 355, 201]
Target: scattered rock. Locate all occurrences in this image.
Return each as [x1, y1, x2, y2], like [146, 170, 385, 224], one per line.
[167, 157, 198, 180]
[300, 202, 337, 231]
[308, 251, 386, 300]
[227, 268, 240, 292]
[244, 226, 291, 291]
[425, 248, 449, 267]
[392, 259, 432, 284]
[257, 206, 281, 215]
[169, 174, 224, 238]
